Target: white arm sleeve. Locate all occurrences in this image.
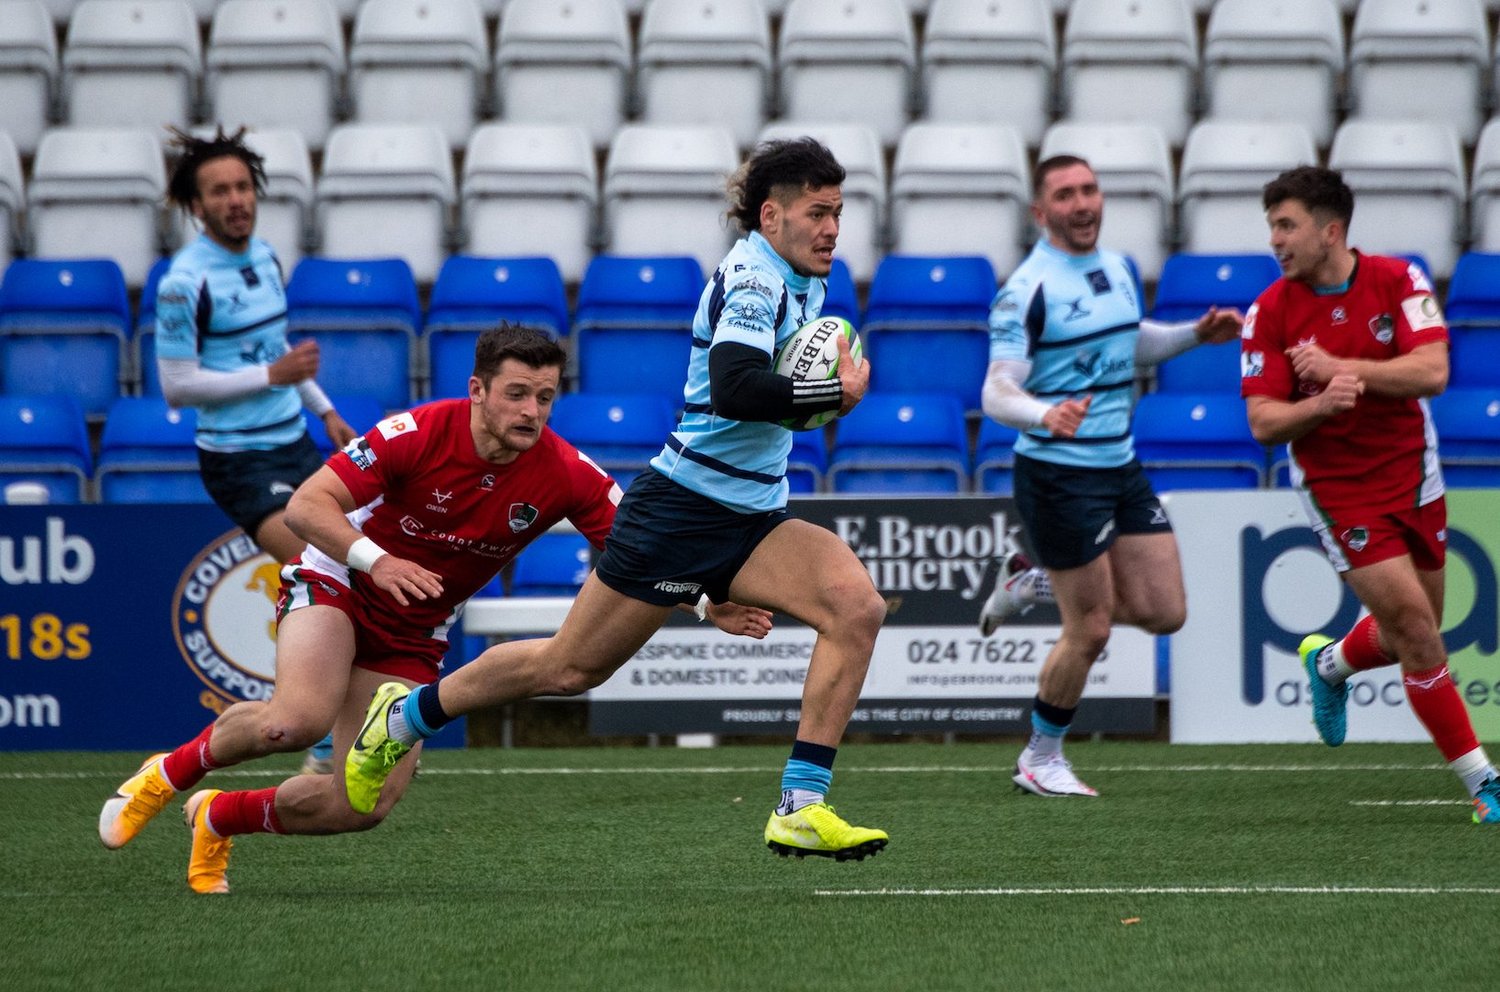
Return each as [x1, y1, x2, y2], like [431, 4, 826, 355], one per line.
[297, 379, 333, 417]
[981, 359, 1052, 431]
[1134, 318, 1201, 366]
[158, 358, 271, 408]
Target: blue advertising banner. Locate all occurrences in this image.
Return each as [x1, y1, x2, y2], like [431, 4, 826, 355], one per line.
[0, 505, 464, 750]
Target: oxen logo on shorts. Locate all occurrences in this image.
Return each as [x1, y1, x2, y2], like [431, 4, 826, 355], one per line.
[509, 502, 539, 533]
[172, 529, 279, 709]
[1341, 526, 1370, 552]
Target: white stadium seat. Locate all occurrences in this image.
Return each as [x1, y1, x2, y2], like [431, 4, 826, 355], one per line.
[28, 127, 170, 288]
[602, 124, 741, 277]
[920, 0, 1056, 148]
[1202, 0, 1344, 148]
[0, 0, 57, 156]
[206, 0, 346, 153]
[1350, 0, 1491, 146]
[316, 124, 456, 284]
[239, 129, 315, 272]
[350, 0, 488, 149]
[462, 122, 599, 283]
[778, 0, 916, 148]
[757, 121, 887, 283]
[1040, 121, 1174, 281]
[1178, 121, 1318, 255]
[1328, 119, 1468, 279]
[62, 0, 201, 130]
[494, 0, 632, 148]
[0, 131, 21, 270]
[1470, 118, 1500, 251]
[1061, 0, 1198, 148]
[636, 0, 772, 149]
[890, 123, 1031, 276]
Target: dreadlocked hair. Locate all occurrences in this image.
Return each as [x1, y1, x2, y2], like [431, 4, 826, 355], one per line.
[165, 125, 267, 210]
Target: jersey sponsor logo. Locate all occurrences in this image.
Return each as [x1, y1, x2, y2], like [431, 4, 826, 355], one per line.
[1330, 306, 1347, 326]
[1368, 313, 1395, 344]
[1406, 262, 1434, 294]
[735, 276, 774, 300]
[269, 481, 295, 496]
[508, 502, 539, 533]
[654, 580, 702, 595]
[376, 412, 418, 440]
[1241, 350, 1265, 378]
[238, 265, 260, 288]
[171, 529, 279, 707]
[1340, 526, 1369, 552]
[1085, 269, 1111, 295]
[480, 473, 495, 490]
[427, 489, 453, 513]
[1401, 293, 1445, 332]
[1242, 302, 1258, 338]
[400, 514, 425, 537]
[342, 435, 377, 471]
[728, 301, 771, 324]
[1061, 297, 1090, 322]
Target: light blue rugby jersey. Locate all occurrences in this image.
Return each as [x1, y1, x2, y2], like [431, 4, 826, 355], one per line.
[649, 230, 826, 513]
[988, 240, 1143, 468]
[155, 234, 305, 452]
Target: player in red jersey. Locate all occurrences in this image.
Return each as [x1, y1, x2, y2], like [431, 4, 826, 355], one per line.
[98, 324, 774, 891]
[1241, 166, 1499, 824]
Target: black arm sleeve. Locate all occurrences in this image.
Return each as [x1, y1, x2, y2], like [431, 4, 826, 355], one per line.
[708, 341, 844, 423]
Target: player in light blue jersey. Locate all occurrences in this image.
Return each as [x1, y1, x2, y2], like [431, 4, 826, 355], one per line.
[158, 127, 356, 774]
[344, 138, 891, 861]
[977, 155, 1242, 797]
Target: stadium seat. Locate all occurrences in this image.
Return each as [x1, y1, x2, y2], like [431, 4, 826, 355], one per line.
[1040, 121, 1174, 281]
[460, 123, 598, 285]
[95, 396, 210, 504]
[1202, 0, 1344, 148]
[1431, 387, 1500, 487]
[546, 391, 677, 488]
[493, 0, 632, 148]
[1060, 0, 1198, 148]
[1151, 253, 1280, 393]
[1349, 0, 1490, 145]
[0, 131, 20, 272]
[828, 391, 969, 494]
[238, 128, 315, 273]
[1178, 121, 1318, 255]
[862, 255, 997, 413]
[61, 0, 200, 130]
[756, 122, 886, 283]
[316, 124, 456, 285]
[206, 0, 346, 153]
[602, 124, 741, 278]
[349, 0, 488, 149]
[285, 257, 422, 410]
[1328, 119, 1467, 279]
[0, 258, 130, 418]
[1446, 252, 1500, 388]
[510, 531, 593, 596]
[920, 0, 1056, 148]
[424, 255, 570, 400]
[27, 127, 170, 288]
[1470, 119, 1500, 253]
[133, 255, 172, 397]
[778, 0, 916, 147]
[572, 254, 702, 398]
[0, 0, 57, 155]
[304, 394, 388, 453]
[636, 0, 772, 149]
[1133, 392, 1266, 491]
[0, 393, 92, 502]
[822, 259, 860, 326]
[890, 123, 1030, 277]
[973, 416, 1020, 494]
[787, 426, 828, 494]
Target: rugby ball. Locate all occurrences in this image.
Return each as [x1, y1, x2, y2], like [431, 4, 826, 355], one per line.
[771, 316, 863, 431]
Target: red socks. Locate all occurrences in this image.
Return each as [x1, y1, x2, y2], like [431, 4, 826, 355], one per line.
[161, 723, 223, 792]
[205, 788, 284, 837]
[1342, 615, 1396, 671]
[1403, 665, 1480, 762]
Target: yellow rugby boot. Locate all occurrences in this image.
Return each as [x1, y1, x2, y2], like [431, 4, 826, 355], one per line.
[99, 753, 174, 849]
[184, 790, 232, 895]
[345, 682, 414, 815]
[765, 803, 888, 861]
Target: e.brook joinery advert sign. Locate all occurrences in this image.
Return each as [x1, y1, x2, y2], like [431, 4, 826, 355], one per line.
[589, 496, 1156, 736]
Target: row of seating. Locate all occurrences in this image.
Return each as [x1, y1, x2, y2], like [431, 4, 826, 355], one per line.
[4, 0, 1497, 156]
[8, 384, 1500, 506]
[6, 110, 1500, 287]
[7, 249, 1500, 419]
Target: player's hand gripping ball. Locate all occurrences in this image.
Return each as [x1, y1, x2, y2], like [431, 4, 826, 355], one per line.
[771, 316, 863, 431]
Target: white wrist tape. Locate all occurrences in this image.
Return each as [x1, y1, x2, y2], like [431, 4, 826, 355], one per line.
[694, 593, 710, 622]
[346, 536, 389, 573]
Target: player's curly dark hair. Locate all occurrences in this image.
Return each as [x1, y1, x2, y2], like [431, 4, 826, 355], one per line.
[725, 137, 846, 233]
[473, 321, 567, 384]
[165, 125, 267, 210]
[1263, 165, 1354, 230]
[1032, 154, 1092, 198]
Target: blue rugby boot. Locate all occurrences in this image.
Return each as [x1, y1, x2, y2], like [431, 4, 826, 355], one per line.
[1299, 634, 1346, 747]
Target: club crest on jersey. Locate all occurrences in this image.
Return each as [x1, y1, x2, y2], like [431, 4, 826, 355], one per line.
[1341, 527, 1370, 552]
[509, 502, 539, 533]
[1368, 313, 1394, 344]
[171, 529, 280, 708]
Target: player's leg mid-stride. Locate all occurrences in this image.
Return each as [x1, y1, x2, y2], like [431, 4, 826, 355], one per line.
[763, 799, 888, 861]
[1299, 633, 1347, 747]
[184, 789, 232, 895]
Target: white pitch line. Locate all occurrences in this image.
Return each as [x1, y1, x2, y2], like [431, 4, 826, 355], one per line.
[1350, 799, 1469, 807]
[816, 886, 1500, 897]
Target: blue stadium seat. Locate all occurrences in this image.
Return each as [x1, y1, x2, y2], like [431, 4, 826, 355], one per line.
[510, 531, 593, 597]
[133, 255, 173, 397]
[285, 257, 421, 410]
[821, 258, 859, 327]
[1431, 387, 1500, 487]
[95, 396, 210, 504]
[1133, 392, 1266, 491]
[304, 394, 389, 455]
[973, 416, 1021, 494]
[828, 391, 969, 494]
[1151, 253, 1280, 393]
[546, 391, 677, 489]
[861, 255, 998, 413]
[0, 394, 92, 503]
[787, 427, 828, 494]
[1445, 252, 1500, 389]
[424, 255, 570, 400]
[0, 258, 130, 417]
[573, 255, 702, 398]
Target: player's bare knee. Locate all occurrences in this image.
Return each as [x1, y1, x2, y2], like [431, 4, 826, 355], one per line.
[1142, 604, 1186, 636]
[259, 717, 327, 753]
[547, 664, 603, 697]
